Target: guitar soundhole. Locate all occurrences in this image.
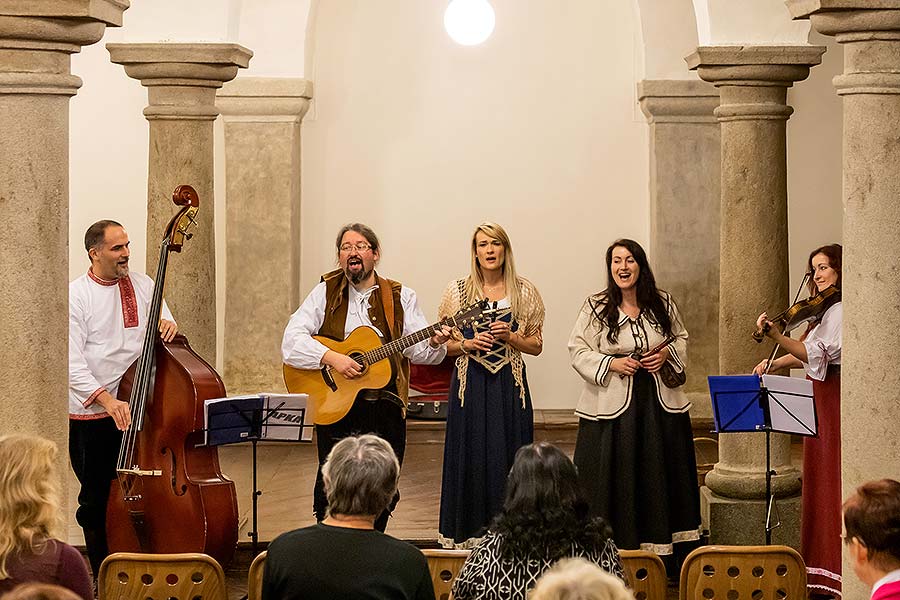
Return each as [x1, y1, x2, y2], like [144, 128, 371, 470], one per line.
[349, 353, 368, 375]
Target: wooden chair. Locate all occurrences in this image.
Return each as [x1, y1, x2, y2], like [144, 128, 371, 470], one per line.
[679, 545, 807, 600]
[620, 549, 668, 600]
[248, 551, 267, 600]
[98, 552, 227, 600]
[421, 549, 470, 600]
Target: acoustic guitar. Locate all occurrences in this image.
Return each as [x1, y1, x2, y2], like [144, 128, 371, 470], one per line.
[283, 300, 488, 425]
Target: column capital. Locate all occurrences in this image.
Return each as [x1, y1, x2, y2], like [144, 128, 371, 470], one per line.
[788, 2, 900, 95]
[217, 77, 314, 123]
[637, 79, 719, 124]
[107, 43, 253, 120]
[686, 46, 826, 87]
[0, 1, 129, 95]
[686, 46, 825, 121]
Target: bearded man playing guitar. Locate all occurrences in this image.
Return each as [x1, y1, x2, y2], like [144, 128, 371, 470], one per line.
[282, 223, 451, 531]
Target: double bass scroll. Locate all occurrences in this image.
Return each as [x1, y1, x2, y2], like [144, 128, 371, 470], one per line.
[106, 185, 239, 566]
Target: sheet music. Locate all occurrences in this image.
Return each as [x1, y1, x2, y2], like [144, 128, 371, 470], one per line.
[203, 393, 312, 445]
[761, 374, 817, 436]
[262, 393, 312, 442]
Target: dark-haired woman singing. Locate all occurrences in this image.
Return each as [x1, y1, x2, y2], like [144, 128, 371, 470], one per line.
[452, 442, 624, 600]
[568, 239, 700, 569]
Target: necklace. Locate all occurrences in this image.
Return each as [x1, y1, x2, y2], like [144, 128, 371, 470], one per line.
[483, 282, 504, 290]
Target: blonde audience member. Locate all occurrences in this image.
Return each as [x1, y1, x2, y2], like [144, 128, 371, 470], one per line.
[0, 435, 92, 600]
[1, 583, 81, 600]
[529, 558, 634, 600]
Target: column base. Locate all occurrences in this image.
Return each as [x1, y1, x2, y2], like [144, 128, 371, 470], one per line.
[701, 486, 800, 550]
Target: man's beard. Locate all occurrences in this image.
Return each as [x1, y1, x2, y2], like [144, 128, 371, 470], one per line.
[345, 265, 371, 285]
[115, 261, 130, 279]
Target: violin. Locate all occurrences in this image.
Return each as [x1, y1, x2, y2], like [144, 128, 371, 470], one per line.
[752, 284, 841, 343]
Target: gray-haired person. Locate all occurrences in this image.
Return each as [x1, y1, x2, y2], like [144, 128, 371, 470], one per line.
[262, 434, 435, 600]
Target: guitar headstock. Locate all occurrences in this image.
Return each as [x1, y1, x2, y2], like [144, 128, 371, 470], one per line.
[163, 185, 200, 253]
[451, 299, 491, 329]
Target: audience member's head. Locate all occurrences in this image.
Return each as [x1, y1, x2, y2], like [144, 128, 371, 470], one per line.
[529, 558, 633, 600]
[843, 478, 900, 587]
[1, 583, 81, 600]
[493, 442, 613, 561]
[323, 434, 400, 519]
[0, 435, 60, 579]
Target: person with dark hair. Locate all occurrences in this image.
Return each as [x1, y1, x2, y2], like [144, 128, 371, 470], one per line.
[754, 243, 843, 598]
[68, 220, 177, 578]
[451, 442, 624, 600]
[262, 435, 435, 600]
[843, 479, 900, 600]
[282, 223, 450, 531]
[568, 239, 699, 568]
[438, 222, 545, 548]
[0, 435, 92, 600]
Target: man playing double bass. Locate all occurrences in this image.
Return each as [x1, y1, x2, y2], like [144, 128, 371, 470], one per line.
[281, 223, 451, 531]
[68, 220, 177, 578]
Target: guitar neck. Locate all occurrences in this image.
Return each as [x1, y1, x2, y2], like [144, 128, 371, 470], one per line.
[361, 318, 450, 365]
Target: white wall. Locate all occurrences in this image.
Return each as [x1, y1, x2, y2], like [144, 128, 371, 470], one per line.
[787, 31, 844, 288]
[301, 0, 648, 409]
[66, 0, 843, 410]
[636, 0, 700, 79]
[693, 0, 809, 45]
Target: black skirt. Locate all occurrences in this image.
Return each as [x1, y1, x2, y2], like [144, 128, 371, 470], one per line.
[573, 369, 700, 555]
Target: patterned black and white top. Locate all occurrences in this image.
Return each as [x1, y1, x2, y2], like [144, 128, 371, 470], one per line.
[451, 530, 625, 600]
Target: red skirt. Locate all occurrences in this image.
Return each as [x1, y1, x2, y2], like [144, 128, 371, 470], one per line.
[802, 368, 842, 597]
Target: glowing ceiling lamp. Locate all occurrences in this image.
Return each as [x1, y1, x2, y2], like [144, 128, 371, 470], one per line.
[443, 0, 496, 46]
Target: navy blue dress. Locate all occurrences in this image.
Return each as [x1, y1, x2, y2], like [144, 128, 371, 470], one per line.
[439, 307, 534, 547]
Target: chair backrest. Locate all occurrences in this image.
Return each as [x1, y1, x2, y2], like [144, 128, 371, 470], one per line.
[421, 549, 470, 600]
[679, 545, 807, 600]
[98, 552, 227, 600]
[248, 551, 267, 600]
[620, 549, 668, 600]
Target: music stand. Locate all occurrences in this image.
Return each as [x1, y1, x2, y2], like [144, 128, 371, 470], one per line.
[707, 374, 816, 544]
[203, 393, 313, 557]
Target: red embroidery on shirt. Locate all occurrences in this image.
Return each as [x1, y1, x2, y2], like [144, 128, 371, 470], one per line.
[119, 276, 139, 328]
[87, 269, 139, 328]
[87, 268, 117, 286]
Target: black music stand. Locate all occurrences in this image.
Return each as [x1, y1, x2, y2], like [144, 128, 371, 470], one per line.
[203, 393, 313, 557]
[708, 374, 816, 544]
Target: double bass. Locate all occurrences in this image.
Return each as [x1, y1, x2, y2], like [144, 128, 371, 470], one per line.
[106, 185, 238, 566]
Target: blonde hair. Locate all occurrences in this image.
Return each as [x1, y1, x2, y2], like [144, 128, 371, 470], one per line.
[529, 558, 633, 600]
[464, 222, 524, 317]
[0, 435, 61, 579]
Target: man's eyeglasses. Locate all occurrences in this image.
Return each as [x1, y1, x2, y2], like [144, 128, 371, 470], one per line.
[339, 243, 373, 253]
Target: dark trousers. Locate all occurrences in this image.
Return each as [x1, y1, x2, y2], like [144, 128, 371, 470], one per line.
[69, 417, 123, 577]
[313, 397, 406, 532]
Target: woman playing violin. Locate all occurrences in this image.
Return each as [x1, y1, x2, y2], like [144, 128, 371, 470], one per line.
[753, 243, 843, 600]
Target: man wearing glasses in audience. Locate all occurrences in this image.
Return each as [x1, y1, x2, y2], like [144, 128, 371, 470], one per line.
[282, 223, 450, 531]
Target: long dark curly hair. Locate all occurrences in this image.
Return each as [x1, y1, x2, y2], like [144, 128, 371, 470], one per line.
[492, 442, 613, 561]
[593, 238, 672, 344]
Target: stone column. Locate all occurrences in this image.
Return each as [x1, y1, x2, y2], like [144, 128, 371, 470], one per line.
[637, 79, 720, 420]
[785, 3, 900, 595]
[107, 43, 252, 365]
[216, 78, 313, 394]
[686, 46, 825, 546]
[0, 2, 127, 499]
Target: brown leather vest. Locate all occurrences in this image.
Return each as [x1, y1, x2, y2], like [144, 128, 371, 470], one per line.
[318, 269, 411, 408]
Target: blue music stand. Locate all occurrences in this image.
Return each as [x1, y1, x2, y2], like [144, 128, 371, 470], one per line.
[708, 374, 816, 544]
